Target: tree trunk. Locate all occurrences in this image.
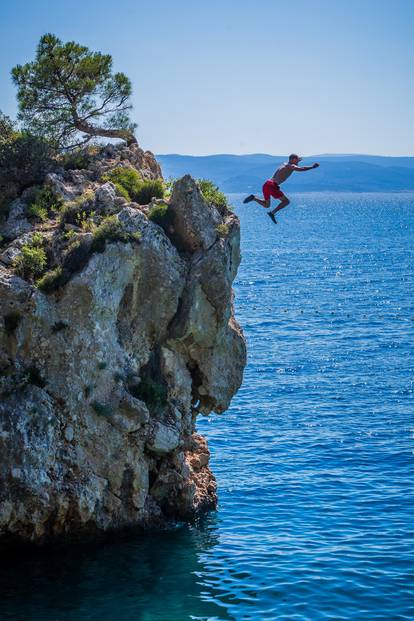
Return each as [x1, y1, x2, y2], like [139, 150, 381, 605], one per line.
[75, 120, 138, 146]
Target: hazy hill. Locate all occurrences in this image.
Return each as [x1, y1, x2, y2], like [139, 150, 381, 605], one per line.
[157, 154, 414, 192]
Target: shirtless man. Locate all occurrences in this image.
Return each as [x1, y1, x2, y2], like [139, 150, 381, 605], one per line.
[243, 154, 320, 223]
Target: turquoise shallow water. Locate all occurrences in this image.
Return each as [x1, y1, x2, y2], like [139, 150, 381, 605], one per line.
[2, 192, 414, 620]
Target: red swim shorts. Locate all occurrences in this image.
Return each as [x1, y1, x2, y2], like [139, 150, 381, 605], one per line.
[262, 179, 284, 201]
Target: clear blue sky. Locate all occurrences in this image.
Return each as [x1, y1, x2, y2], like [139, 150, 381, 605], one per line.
[1, 0, 413, 156]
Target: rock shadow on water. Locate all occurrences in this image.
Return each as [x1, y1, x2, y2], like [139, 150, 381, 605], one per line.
[0, 517, 234, 621]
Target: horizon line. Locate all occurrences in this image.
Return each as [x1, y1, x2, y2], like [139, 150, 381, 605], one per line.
[156, 152, 414, 158]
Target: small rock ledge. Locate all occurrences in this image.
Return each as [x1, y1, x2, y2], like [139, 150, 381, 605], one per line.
[0, 144, 246, 545]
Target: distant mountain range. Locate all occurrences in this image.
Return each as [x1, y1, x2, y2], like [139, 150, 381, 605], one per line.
[157, 154, 414, 193]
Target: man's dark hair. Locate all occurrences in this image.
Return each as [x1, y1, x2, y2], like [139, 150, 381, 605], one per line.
[289, 153, 299, 161]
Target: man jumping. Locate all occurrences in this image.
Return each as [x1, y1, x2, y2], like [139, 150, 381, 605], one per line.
[243, 154, 320, 223]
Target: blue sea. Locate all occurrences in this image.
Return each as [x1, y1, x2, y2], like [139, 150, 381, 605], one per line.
[2, 192, 414, 621]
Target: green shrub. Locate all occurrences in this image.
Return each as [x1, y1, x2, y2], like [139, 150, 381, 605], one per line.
[197, 179, 229, 214]
[130, 231, 142, 242]
[60, 203, 82, 226]
[102, 167, 164, 204]
[148, 202, 174, 229]
[25, 186, 63, 222]
[75, 210, 96, 233]
[77, 189, 95, 204]
[134, 179, 164, 204]
[59, 190, 95, 226]
[62, 229, 78, 241]
[102, 167, 142, 201]
[91, 216, 129, 253]
[61, 148, 92, 170]
[216, 223, 229, 237]
[13, 243, 47, 280]
[36, 266, 66, 293]
[112, 182, 130, 200]
[27, 202, 48, 221]
[30, 232, 46, 247]
[12, 232, 48, 280]
[0, 129, 55, 201]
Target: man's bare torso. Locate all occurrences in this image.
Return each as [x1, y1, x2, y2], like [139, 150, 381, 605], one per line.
[272, 163, 294, 185]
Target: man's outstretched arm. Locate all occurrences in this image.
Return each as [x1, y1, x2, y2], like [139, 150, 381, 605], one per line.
[291, 163, 320, 172]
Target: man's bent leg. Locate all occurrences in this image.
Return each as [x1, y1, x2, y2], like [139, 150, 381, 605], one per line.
[252, 196, 270, 209]
[270, 196, 290, 215]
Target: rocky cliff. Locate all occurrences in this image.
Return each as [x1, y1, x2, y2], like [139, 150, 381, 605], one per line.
[0, 144, 246, 545]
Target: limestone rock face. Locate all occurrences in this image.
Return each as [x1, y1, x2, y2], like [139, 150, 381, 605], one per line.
[0, 145, 246, 545]
[1, 199, 33, 239]
[169, 175, 222, 252]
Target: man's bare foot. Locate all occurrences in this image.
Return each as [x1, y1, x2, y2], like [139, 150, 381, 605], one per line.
[243, 194, 255, 204]
[268, 212, 277, 224]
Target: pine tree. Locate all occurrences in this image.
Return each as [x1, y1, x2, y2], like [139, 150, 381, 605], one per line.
[12, 34, 137, 149]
